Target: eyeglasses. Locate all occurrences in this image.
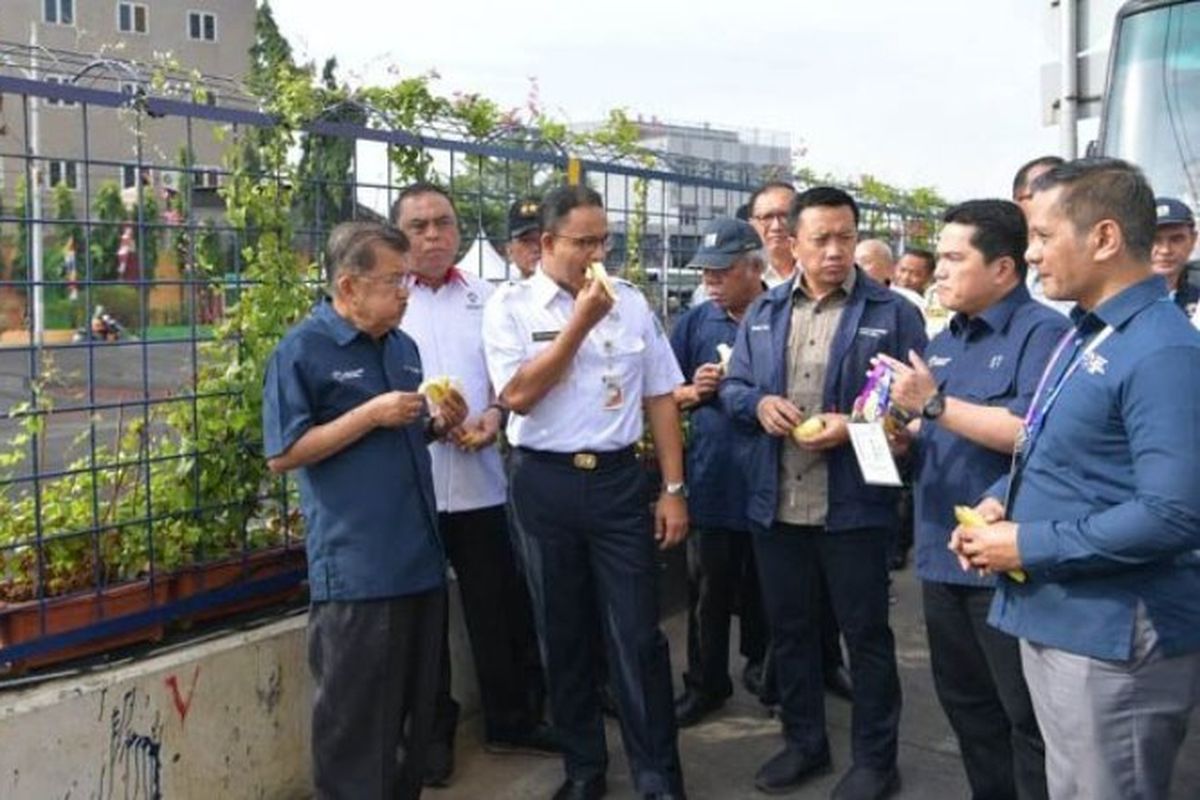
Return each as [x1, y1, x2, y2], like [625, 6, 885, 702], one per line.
[360, 271, 413, 291]
[752, 211, 790, 226]
[403, 216, 457, 236]
[554, 233, 613, 253]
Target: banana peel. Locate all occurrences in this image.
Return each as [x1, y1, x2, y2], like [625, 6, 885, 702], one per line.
[588, 262, 617, 302]
[954, 505, 1027, 583]
[716, 343, 733, 376]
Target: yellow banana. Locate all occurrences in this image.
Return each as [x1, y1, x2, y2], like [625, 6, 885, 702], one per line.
[418, 376, 463, 408]
[954, 505, 1027, 583]
[791, 416, 826, 443]
[588, 262, 617, 302]
[716, 344, 733, 375]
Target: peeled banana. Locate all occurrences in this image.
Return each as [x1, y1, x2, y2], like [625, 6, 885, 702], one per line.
[588, 262, 617, 302]
[791, 416, 826, 443]
[418, 376, 464, 408]
[716, 344, 733, 375]
[953, 505, 1027, 583]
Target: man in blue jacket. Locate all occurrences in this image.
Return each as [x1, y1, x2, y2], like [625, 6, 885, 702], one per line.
[957, 158, 1200, 800]
[721, 186, 927, 800]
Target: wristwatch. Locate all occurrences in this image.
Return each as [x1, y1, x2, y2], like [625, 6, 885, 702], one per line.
[663, 481, 687, 497]
[921, 390, 947, 421]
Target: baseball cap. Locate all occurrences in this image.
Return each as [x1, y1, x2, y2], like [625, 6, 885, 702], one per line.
[686, 217, 763, 270]
[508, 198, 541, 239]
[1155, 197, 1195, 227]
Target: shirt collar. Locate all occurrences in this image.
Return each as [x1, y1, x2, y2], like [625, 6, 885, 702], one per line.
[1072, 275, 1169, 333]
[791, 265, 857, 302]
[949, 283, 1031, 338]
[315, 296, 365, 347]
[530, 265, 568, 308]
[413, 264, 468, 290]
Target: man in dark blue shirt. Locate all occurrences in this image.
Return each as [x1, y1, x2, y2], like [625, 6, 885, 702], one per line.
[956, 159, 1200, 800]
[883, 200, 1063, 800]
[262, 222, 466, 799]
[669, 217, 768, 728]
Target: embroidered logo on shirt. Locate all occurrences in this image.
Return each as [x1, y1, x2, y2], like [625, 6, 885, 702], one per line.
[927, 355, 952, 368]
[332, 368, 365, 382]
[857, 327, 888, 338]
[989, 355, 1005, 370]
[1082, 351, 1108, 375]
[750, 324, 771, 332]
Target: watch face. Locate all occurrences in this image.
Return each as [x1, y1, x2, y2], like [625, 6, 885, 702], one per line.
[923, 393, 945, 419]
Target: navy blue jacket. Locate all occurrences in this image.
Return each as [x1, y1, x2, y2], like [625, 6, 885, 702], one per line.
[721, 270, 928, 532]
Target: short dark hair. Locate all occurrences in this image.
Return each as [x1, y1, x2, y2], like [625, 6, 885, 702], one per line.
[942, 199, 1029, 278]
[748, 181, 796, 218]
[790, 186, 860, 230]
[1012, 155, 1065, 198]
[390, 181, 459, 225]
[1030, 157, 1156, 261]
[326, 221, 410, 284]
[900, 247, 936, 275]
[540, 184, 604, 234]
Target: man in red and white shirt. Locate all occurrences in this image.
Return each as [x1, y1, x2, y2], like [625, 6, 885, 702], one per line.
[393, 184, 556, 785]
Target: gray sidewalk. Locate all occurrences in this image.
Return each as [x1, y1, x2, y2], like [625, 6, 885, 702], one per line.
[431, 564, 1200, 799]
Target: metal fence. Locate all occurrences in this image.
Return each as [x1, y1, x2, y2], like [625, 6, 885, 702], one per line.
[0, 47, 940, 670]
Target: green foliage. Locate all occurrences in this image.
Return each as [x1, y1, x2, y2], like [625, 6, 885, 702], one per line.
[295, 58, 360, 231]
[89, 182, 126, 280]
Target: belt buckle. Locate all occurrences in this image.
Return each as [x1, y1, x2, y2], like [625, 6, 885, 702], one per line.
[572, 452, 598, 470]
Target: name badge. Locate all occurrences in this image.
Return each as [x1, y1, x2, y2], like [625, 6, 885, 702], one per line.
[847, 422, 903, 487]
[532, 330, 560, 342]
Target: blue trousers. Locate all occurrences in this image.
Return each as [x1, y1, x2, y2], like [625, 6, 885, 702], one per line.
[510, 448, 684, 795]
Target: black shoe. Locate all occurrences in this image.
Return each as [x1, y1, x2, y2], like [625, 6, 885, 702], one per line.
[552, 775, 607, 800]
[753, 746, 832, 794]
[825, 665, 853, 701]
[830, 765, 900, 800]
[674, 689, 725, 728]
[485, 722, 561, 757]
[422, 738, 454, 787]
[742, 660, 765, 696]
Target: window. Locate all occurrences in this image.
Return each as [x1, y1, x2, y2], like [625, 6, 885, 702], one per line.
[43, 75, 77, 107]
[194, 167, 220, 189]
[118, 2, 148, 34]
[679, 206, 698, 227]
[44, 0, 74, 25]
[49, 161, 78, 190]
[121, 165, 138, 189]
[188, 11, 217, 41]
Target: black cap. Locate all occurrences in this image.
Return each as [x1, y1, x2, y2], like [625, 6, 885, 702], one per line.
[1156, 197, 1195, 227]
[508, 197, 541, 239]
[686, 217, 763, 269]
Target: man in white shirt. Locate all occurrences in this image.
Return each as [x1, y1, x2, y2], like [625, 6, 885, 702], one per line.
[393, 184, 556, 785]
[483, 184, 688, 800]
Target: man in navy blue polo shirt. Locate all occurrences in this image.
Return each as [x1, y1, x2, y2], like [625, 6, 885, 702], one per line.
[669, 217, 768, 727]
[956, 159, 1200, 799]
[722, 187, 927, 800]
[882, 199, 1064, 800]
[262, 221, 467, 799]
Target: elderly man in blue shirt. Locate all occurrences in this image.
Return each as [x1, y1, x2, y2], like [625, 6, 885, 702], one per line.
[956, 159, 1200, 800]
[881, 199, 1064, 800]
[262, 221, 467, 799]
[669, 217, 769, 727]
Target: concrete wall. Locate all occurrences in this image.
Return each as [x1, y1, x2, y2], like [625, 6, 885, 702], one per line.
[0, 589, 479, 800]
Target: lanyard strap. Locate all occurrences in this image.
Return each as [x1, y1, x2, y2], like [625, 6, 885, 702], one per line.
[1023, 324, 1115, 443]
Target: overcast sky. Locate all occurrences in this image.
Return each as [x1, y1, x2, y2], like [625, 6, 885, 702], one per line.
[272, 0, 1094, 201]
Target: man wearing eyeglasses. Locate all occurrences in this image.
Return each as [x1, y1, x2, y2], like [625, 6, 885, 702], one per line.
[748, 181, 799, 288]
[507, 197, 543, 279]
[393, 183, 557, 786]
[484, 184, 689, 800]
[263, 222, 467, 798]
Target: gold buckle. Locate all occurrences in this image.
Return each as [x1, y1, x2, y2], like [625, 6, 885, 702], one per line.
[572, 452, 598, 470]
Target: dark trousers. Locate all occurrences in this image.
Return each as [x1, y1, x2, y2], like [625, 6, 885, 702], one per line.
[683, 527, 768, 697]
[308, 590, 445, 800]
[923, 581, 1048, 800]
[510, 449, 684, 795]
[754, 524, 902, 769]
[433, 505, 545, 743]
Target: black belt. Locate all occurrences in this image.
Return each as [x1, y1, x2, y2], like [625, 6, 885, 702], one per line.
[516, 446, 637, 471]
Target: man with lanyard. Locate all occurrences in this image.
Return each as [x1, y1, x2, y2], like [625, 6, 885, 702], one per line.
[881, 199, 1062, 800]
[262, 222, 467, 798]
[507, 197, 543, 280]
[1150, 197, 1198, 319]
[956, 158, 1200, 799]
[393, 183, 556, 787]
[669, 217, 769, 728]
[483, 184, 688, 800]
[722, 186, 927, 799]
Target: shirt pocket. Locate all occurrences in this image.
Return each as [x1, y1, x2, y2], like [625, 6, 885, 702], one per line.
[960, 369, 1014, 405]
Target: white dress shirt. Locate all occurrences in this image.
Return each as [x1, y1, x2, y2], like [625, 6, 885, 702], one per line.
[482, 267, 684, 452]
[400, 269, 507, 513]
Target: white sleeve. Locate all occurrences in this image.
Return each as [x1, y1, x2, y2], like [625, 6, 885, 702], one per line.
[482, 290, 526, 395]
[639, 294, 684, 397]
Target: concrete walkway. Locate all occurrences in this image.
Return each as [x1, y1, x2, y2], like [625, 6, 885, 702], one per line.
[430, 564, 1200, 799]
